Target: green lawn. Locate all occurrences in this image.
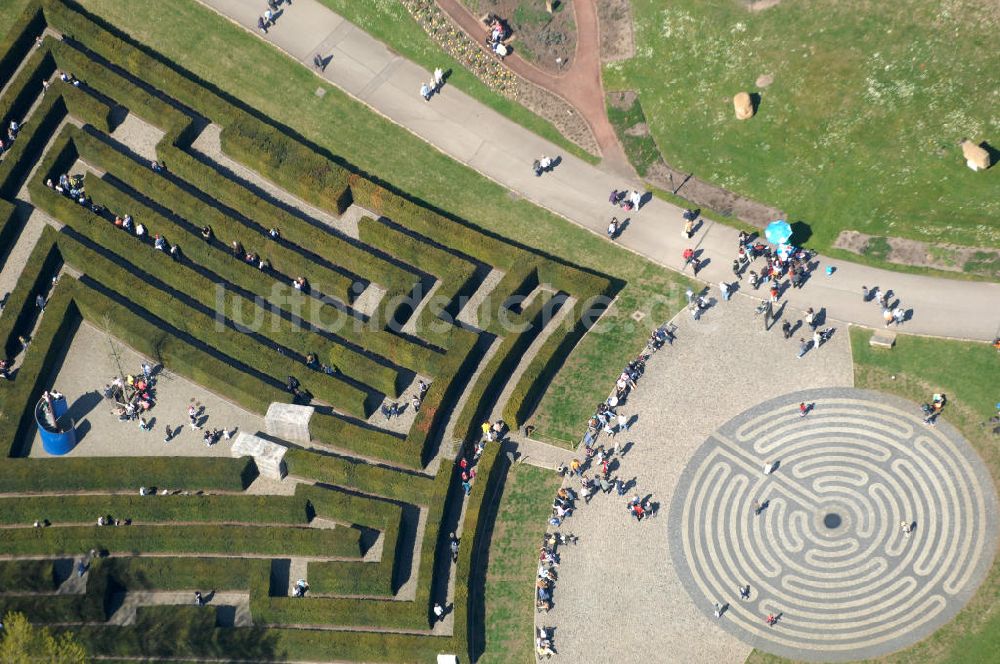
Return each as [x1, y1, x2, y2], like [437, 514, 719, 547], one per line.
[604, 0, 1000, 255]
[83, 0, 689, 445]
[314, 0, 596, 164]
[748, 328, 1000, 664]
[479, 463, 561, 664]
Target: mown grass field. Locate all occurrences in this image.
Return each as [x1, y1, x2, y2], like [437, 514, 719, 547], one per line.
[603, 0, 1000, 255]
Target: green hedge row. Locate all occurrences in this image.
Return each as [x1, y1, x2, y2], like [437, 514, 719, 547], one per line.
[0, 67, 66, 201]
[356, 215, 478, 349]
[69, 276, 282, 416]
[0, 40, 55, 139]
[1, 523, 362, 558]
[44, 217, 371, 418]
[300, 484, 401, 597]
[283, 447, 435, 504]
[0, 593, 103, 623]
[0, 225, 61, 360]
[219, 115, 352, 216]
[102, 556, 254, 592]
[0, 493, 310, 526]
[503, 298, 598, 428]
[0, 559, 56, 592]
[67, 127, 358, 306]
[161, 140, 414, 299]
[0, 3, 45, 89]
[0, 270, 77, 458]
[69, 175, 402, 400]
[451, 290, 556, 445]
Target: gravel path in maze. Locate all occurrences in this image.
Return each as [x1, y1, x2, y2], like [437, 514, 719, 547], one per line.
[541, 295, 854, 664]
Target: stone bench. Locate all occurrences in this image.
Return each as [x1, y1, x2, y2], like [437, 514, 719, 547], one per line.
[869, 330, 897, 349]
[231, 433, 288, 480]
[265, 402, 314, 444]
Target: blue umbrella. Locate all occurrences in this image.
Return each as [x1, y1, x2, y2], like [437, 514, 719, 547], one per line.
[765, 220, 792, 245]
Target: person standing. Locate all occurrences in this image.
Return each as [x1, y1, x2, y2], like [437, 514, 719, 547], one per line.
[420, 82, 432, 101]
[799, 402, 808, 417]
[781, 320, 792, 339]
[813, 329, 822, 350]
[797, 338, 811, 359]
[433, 603, 445, 623]
[433, 67, 444, 91]
[805, 307, 815, 329]
[683, 219, 694, 239]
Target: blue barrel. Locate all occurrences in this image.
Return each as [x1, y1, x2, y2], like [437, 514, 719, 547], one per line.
[36, 395, 77, 455]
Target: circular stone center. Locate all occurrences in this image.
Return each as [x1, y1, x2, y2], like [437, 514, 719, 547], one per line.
[823, 513, 842, 529]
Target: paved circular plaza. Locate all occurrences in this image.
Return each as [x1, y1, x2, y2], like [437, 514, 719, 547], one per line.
[668, 387, 999, 662]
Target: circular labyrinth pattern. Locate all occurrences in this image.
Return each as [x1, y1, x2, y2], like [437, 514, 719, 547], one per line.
[668, 388, 999, 662]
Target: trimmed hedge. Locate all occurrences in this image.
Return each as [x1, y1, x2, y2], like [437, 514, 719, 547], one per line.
[0, 493, 310, 526]
[0, 455, 257, 493]
[357, 215, 478, 349]
[67, 176, 402, 400]
[219, 115, 352, 216]
[0, 3, 46, 89]
[0, 225, 61, 360]
[282, 447, 435, 505]
[451, 290, 556, 445]
[2, 523, 362, 558]
[503, 297, 604, 429]
[300, 484, 401, 597]
[0, 559, 56, 592]
[0, 271, 78, 458]
[69, 277, 283, 416]
[68, 126, 358, 305]
[102, 556, 255, 592]
[0, 71, 67, 201]
[45, 218, 370, 418]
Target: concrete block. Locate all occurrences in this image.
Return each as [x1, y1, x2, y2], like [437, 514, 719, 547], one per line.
[231, 432, 288, 480]
[870, 330, 897, 349]
[265, 402, 314, 443]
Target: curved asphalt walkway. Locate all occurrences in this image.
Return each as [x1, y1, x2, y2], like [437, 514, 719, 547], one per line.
[198, 0, 1000, 342]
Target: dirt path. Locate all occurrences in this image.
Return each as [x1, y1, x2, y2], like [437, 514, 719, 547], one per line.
[434, 0, 634, 176]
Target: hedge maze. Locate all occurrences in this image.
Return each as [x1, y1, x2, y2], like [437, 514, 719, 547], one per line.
[0, 1, 616, 660]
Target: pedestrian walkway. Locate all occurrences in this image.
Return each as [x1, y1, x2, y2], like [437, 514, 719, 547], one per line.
[197, 0, 1000, 342]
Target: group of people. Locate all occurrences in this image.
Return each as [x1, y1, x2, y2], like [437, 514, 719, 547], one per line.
[608, 188, 643, 212]
[103, 365, 157, 424]
[484, 13, 511, 59]
[920, 393, 947, 425]
[257, 0, 289, 34]
[420, 67, 446, 101]
[381, 379, 430, 420]
[535, 530, 576, 615]
[45, 171, 99, 211]
[862, 285, 908, 327]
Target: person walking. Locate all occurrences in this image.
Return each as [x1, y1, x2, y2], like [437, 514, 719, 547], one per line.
[882, 307, 893, 327]
[813, 329, 822, 350]
[433, 67, 444, 91]
[420, 82, 432, 101]
[739, 584, 751, 600]
[163, 425, 173, 443]
[720, 281, 733, 301]
[731, 259, 741, 278]
[781, 320, 792, 339]
[188, 404, 202, 430]
[433, 603, 445, 623]
[617, 412, 629, 433]
[683, 219, 694, 239]
[797, 338, 811, 359]
[805, 307, 815, 329]
[900, 521, 912, 537]
[799, 402, 809, 417]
